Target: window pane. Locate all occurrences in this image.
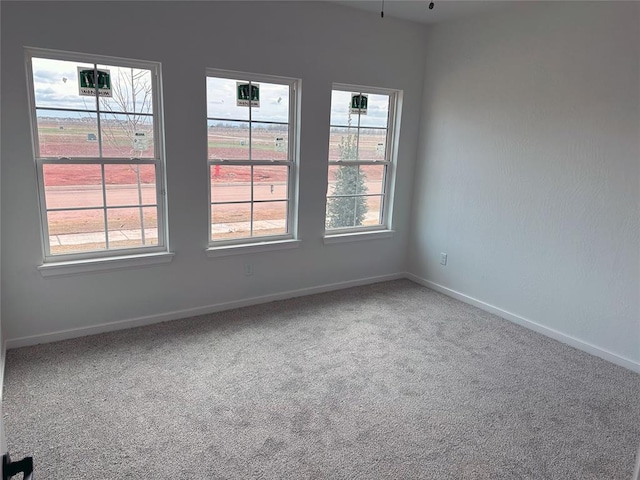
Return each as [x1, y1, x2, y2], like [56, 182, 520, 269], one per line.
[208, 120, 249, 160]
[106, 207, 158, 248]
[362, 195, 384, 226]
[357, 128, 387, 161]
[206, 77, 250, 121]
[107, 207, 141, 247]
[142, 206, 159, 246]
[37, 110, 99, 157]
[211, 203, 251, 241]
[328, 127, 358, 162]
[105, 164, 156, 206]
[98, 66, 153, 114]
[326, 195, 379, 229]
[250, 83, 289, 123]
[359, 93, 389, 128]
[328, 165, 367, 196]
[253, 201, 287, 237]
[210, 165, 251, 203]
[329, 90, 354, 127]
[251, 123, 288, 161]
[326, 165, 375, 230]
[253, 166, 288, 201]
[326, 196, 360, 229]
[43, 163, 103, 209]
[48, 208, 106, 254]
[100, 113, 154, 158]
[32, 58, 95, 110]
[360, 165, 386, 195]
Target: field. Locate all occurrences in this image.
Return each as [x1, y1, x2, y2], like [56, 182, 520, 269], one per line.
[38, 119, 385, 253]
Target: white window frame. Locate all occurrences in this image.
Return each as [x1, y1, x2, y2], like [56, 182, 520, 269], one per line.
[325, 83, 401, 238]
[25, 48, 169, 265]
[206, 68, 300, 249]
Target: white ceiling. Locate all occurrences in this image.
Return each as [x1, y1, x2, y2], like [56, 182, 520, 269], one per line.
[329, 0, 513, 25]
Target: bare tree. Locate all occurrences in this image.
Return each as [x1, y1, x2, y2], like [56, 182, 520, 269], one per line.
[100, 68, 153, 153]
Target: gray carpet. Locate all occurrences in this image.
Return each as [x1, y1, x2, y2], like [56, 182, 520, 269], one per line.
[3, 279, 640, 479]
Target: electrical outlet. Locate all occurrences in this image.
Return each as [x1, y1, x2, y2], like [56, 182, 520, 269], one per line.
[440, 253, 447, 266]
[244, 264, 253, 276]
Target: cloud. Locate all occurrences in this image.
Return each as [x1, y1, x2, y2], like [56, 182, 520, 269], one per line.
[35, 87, 56, 96]
[34, 87, 89, 110]
[33, 69, 67, 85]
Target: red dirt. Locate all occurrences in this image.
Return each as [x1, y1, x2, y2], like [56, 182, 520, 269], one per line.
[40, 122, 383, 186]
[44, 158, 383, 187]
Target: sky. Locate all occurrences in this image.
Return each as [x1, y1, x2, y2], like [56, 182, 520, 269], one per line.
[32, 57, 391, 129]
[33, 58, 153, 114]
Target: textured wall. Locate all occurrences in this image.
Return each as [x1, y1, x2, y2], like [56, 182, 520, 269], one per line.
[409, 2, 640, 366]
[0, 1, 426, 340]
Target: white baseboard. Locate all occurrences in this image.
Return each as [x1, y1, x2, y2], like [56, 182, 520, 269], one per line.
[5, 273, 405, 349]
[405, 273, 640, 374]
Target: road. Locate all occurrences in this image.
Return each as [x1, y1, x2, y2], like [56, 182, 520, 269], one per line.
[44, 183, 290, 208]
[44, 180, 383, 208]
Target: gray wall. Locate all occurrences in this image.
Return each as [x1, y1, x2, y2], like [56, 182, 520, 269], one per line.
[408, 2, 640, 366]
[0, 1, 426, 341]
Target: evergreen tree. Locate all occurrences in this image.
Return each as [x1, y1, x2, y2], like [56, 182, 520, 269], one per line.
[327, 122, 368, 228]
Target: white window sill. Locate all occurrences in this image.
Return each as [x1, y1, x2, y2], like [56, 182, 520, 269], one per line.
[323, 229, 395, 245]
[38, 252, 175, 277]
[206, 239, 301, 258]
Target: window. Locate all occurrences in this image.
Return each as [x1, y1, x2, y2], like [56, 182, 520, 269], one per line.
[325, 85, 400, 235]
[26, 48, 168, 263]
[206, 70, 298, 247]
